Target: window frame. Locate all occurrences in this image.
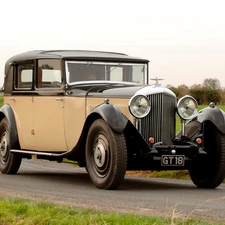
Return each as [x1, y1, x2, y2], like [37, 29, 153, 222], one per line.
[14, 62, 34, 90]
[65, 60, 148, 85]
[36, 59, 63, 89]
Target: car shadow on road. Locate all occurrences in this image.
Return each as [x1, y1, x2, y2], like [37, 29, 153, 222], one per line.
[16, 170, 202, 191]
[121, 175, 198, 191]
[17, 170, 93, 187]
[16, 160, 224, 191]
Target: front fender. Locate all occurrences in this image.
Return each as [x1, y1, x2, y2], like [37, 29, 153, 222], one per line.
[0, 104, 20, 149]
[190, 106, 225, 134]
[66, 102, 128, 160]
[90, 102, 128, 133]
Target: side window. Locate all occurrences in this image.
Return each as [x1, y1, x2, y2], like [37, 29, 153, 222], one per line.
[38, 59, 62, 88]
[16, 64, 33, 89]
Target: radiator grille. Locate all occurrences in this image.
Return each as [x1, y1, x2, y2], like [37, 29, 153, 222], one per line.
[137, 93, 176, 144]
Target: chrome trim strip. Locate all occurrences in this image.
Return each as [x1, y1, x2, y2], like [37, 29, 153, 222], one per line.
[11, 149, 67, 157]
[136, 85, 176, 98]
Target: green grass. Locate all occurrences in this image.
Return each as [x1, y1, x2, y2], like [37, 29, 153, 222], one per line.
[0, 197, 223, 225]
[0, 94, 3, 106]
[126, 170, 190, 180]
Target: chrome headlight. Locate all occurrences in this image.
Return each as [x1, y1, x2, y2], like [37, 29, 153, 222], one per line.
[128, 95, 151, 118]
[177, 95, 198, 120]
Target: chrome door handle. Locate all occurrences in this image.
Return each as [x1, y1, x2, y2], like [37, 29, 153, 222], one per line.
[55, 98, 63, 101]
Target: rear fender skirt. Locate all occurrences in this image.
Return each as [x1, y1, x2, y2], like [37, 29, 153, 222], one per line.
[0, 104, 20, 149]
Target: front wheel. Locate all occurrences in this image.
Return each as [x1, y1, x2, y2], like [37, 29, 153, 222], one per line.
[189, 123, 225, 188]
[86, 119, 127, 189]
[0, 118, 22, 174]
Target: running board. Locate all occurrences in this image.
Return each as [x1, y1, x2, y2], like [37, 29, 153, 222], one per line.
[10, 149, 67, 157]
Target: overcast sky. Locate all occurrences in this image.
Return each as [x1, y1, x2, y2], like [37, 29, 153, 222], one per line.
[0, 0, 224, 88]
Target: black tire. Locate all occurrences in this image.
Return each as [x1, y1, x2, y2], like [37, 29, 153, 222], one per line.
[189, 123, 225, 188]
[86, 119, 127, 190]
[0, 118, 22, 174]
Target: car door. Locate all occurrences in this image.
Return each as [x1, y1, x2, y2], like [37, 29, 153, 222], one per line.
[33, 59, 67, 152]
[3, 62, 35, 150]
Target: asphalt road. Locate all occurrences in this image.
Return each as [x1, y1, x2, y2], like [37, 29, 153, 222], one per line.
[0, 159, 225, 222]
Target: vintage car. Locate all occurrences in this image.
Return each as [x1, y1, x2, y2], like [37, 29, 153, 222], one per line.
[1, 50, 225, 189]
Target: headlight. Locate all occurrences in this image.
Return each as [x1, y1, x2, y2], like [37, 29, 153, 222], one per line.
[129, 95, 151, 118]
[177, 95, 198, 120]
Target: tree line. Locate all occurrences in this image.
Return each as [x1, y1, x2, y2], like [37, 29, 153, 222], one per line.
[167, 78, 225, 105]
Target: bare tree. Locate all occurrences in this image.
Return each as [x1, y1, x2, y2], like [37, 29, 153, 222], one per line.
[203, 78, 221, 90]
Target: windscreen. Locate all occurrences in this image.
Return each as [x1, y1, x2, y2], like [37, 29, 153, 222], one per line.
[65, 61, 147, 84]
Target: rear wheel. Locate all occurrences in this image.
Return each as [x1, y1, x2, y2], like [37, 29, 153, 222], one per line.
[189, 123, 225, 188]
[86, 119, 127, 189]
[0, 118, 22, 174]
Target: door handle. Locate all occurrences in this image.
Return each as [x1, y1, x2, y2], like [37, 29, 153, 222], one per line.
[55, 98, 63, 101]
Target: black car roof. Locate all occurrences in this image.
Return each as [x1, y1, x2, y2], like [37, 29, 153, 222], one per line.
[5, 50, 149, 75]
[6, 50, 149, 64]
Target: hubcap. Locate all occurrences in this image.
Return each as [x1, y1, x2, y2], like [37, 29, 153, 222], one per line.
[1, 135, 7, 156]
[92, 134, 109, 177]
[0, 131, 9, 164]
[94, 142, 106, 167]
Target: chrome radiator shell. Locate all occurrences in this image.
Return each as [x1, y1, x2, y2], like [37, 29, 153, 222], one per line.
[135, 87, 176, 145]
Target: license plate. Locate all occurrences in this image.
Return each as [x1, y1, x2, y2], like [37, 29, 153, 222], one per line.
[161, 155, 185, 166]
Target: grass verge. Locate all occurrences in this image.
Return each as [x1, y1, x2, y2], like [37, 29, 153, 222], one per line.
[126, 170, 190, 180]
[0, 196, 223, 225]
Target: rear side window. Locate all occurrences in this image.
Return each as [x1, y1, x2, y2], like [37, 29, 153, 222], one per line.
[37, 59, 62, 88]
[16, 64, 33, 89]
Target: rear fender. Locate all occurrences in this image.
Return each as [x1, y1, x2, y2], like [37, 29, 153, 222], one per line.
[0, 104, 20, 149]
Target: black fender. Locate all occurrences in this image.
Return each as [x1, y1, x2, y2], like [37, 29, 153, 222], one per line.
[186, 106, 225, 136]
[66, 102, 129, 162]
[0, 104, 20, 149]
[90, 102, 128, 133]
